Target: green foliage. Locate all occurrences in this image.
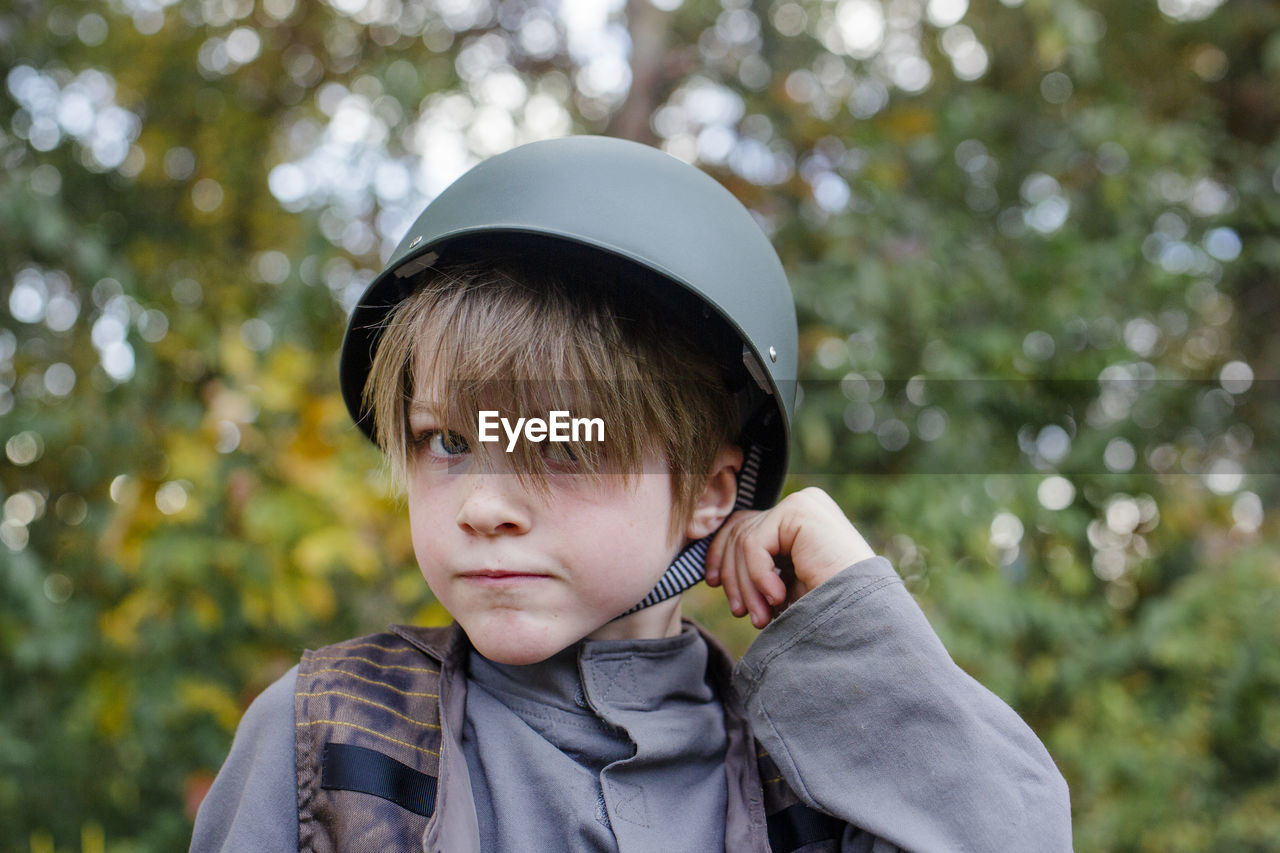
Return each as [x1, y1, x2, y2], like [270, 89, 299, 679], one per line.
[1, 0, 1276, 849]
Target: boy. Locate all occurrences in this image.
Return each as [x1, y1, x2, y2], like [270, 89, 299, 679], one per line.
[192, 136, 1071, 851]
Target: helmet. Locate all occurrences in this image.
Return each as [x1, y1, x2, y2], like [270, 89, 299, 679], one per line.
[340, 135, 797, 509]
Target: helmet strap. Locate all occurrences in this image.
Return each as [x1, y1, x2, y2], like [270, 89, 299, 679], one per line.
[619, 443, 764, 616]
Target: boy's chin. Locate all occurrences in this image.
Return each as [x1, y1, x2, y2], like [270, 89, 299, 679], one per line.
[461, 601, 684, 665]
[461, 619, 589, 666]
[466, 637, 580, 666]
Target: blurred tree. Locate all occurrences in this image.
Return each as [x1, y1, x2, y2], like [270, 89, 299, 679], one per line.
[1, 0, 1276, 850]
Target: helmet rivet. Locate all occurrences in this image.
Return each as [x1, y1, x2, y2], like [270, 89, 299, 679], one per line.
[769, 346, 777, 363]
[409, 235, 422, 248]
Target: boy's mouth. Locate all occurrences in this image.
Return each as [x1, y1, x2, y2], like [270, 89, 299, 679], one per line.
[460, 569, 551, 584]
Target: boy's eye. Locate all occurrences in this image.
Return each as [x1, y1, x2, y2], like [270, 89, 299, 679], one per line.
[417, 429, 470, 458]
[542, 442, 583, 472]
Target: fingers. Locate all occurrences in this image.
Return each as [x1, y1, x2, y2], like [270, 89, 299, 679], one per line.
[704, 508, 750, 587]
[707, 510, 788, 629]
[737, 532, 785, 628]
[707, 487, 877, 629]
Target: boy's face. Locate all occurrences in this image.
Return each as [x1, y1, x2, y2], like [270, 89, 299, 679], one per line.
[405, 390, 688, 665]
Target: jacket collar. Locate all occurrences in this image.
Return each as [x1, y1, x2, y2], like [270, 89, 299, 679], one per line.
[389, 618, 769, 852]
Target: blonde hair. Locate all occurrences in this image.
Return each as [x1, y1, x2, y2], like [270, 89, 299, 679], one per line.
[363, 246, 738, 529]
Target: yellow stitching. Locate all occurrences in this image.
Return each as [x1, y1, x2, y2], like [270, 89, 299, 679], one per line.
[763, 776, 783, 784]
[297, 690, 440, 730]
[757, 749, 770, 758]
[325, 642, 421, 654]
[306, 654, 440, 673]
[296, 720, 440, 757]
[298, 667, 439, 698]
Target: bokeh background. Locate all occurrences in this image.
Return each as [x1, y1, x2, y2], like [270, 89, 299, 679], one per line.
[3, 0, 1278, 849]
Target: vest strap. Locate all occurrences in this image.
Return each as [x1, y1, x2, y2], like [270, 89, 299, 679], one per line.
[766, 801, 846, 852]
[321, 741, 438, 818]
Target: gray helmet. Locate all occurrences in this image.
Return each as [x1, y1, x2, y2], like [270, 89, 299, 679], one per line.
[340, 135, 797, 509]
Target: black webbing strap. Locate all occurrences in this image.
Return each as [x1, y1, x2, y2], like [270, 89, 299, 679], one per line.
[766, 802, 846, 852]
[321, 741, 438, 818]
[621, 441, 765, 615]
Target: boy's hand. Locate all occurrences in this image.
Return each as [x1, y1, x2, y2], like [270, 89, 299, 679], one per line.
[705, 487, 875, 629]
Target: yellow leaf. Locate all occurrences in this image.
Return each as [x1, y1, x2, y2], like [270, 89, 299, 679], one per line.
[99, 590, 152, 652]
[91, 671, 131, 737]
[293, 526, 379, 578]
[179, 679, 243, 731]
[258, 344, 311, 413]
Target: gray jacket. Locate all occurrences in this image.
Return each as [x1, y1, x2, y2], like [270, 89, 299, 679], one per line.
[191, 557, 1073, 851]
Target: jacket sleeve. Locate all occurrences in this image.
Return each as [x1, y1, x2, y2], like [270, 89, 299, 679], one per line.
[732, 557, 1072, 853]
[190, 666, 300, 852]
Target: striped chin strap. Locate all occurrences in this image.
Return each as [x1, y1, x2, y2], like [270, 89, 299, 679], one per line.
[621, 443, 763, 616]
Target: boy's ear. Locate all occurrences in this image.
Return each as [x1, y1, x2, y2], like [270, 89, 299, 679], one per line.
[684, 443, 744, 541]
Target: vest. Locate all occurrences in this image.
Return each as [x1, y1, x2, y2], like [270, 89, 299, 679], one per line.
[294, 625, 845, 852]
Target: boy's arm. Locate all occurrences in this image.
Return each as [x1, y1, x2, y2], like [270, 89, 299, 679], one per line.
[190, 666, 299, 852]
[709, 489, 1072, 852]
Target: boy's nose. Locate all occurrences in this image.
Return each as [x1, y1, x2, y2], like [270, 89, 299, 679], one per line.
[455, 475, 532, 537]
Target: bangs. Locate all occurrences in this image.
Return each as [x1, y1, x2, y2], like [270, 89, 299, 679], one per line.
[364, 251, 737, 525]
[373, 264, 666, 487]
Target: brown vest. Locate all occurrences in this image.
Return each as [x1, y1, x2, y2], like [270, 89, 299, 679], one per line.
[294, 626, 843, 852]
